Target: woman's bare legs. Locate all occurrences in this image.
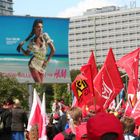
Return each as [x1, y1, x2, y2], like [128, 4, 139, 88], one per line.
[29, 68, 44, 83]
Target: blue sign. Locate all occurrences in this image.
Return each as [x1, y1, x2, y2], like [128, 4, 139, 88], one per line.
[0, 15, 71, 83]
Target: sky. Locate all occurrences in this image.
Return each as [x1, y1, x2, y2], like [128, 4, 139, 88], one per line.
[13, 0, 140, 18]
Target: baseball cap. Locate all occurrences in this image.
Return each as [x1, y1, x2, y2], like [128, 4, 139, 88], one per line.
[87, 112, 124, 140]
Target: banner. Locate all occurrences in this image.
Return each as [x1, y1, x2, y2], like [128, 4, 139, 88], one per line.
[117, 48, 140, 94]
[0, 15, 71, 83]
[71, 73, 94, 107]
[93, 48, 124, 109]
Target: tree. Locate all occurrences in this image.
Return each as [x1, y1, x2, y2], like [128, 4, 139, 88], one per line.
[0, 74, 29, 110]
[70, 69, 80, 82]
[52, 83, 72, 106]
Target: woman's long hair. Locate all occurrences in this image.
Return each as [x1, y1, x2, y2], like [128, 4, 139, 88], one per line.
[25, 19, 43, 42]
[17, 19, 43, 52]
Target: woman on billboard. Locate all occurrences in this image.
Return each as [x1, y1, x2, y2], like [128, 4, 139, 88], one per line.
[16, 19, 55, 83]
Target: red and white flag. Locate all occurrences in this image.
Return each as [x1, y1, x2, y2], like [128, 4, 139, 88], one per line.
[40, 93, 48, 140]
[27, 88, 41, 131]
[27, 89, 48, 140]
[72, 96, 78, 107]
[93, 48, 124, 109]
[109, 99, 116, 110]
[117, 48, 140, 94]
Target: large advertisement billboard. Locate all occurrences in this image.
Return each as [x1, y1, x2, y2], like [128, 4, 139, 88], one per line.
[0, 15, 71, 83]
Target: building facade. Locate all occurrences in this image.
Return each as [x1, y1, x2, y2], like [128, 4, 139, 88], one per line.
[0, 0, 13, 15]
[69, 6, 140, 70]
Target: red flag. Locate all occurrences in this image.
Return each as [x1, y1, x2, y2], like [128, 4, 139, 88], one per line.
[40, 93, 48, 140]
[80, 64, 94, 95]
[131, 99, 140, 125]
[80, 50, 98, 95]
[71, 73, 94, 107]
[124, 102, 132, 117]
[93, 48, 124, 109]
[117, 48, 140, 94]
[27, 89, 42, 132]
[72, 50, 98, 108]
[87, 50, 98, 79]
[27, 89, 48, 140]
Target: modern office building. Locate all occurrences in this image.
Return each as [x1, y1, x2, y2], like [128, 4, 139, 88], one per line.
[69, 6, 140, 70]
[0, 0, 13, 15]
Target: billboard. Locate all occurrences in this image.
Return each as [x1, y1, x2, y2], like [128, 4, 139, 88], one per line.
[0, 15, 71, 83]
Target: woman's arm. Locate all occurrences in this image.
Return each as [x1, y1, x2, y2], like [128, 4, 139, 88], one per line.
[47, 42, 55, 62]
[43, 42, 55, 68]
[20, 47, 30, 56]
[17, 41, 31, 56]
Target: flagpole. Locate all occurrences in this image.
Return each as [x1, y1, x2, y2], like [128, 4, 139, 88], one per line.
[121, 73, 127, 78]
[28, 84, 33, 110]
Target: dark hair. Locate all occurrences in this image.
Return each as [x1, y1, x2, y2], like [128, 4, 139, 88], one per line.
[6, 97, 14, 105]
[101, 132, 118, 140]
[61, 131, 75, 140]
[25, 19, 43, 42]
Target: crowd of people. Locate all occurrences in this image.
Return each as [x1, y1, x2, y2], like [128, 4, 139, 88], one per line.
[0, 98, 28, 140]
[1, 97, 140, 140]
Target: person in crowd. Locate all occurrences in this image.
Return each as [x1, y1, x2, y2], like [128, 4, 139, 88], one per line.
[47, 113, 61, 140]
[53, 106, 87, 140]
[47, 114, 56, 140]
[0, 101, 6, 136]
[11, 99, 28, 140]
[52, 99, 60, 115]
[0, 98, 14, 140]
[17, 18, 55, 83]
[52, 113, 60, 126]
[54, 105, 70, 134]
[27, 124, 38, 140]
[87, 112, 124, 140]
[120, 116, 140, 140]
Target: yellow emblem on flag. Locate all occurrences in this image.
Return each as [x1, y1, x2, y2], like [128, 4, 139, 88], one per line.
[76, 80, 87, 98]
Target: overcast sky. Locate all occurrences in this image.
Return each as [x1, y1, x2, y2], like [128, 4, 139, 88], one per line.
[13, 0, 140, 17]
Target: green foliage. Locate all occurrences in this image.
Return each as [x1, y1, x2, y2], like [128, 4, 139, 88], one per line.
[70, 69, 80, 82]
[52, 83, 72, 106]
[0, 74, 29, 110]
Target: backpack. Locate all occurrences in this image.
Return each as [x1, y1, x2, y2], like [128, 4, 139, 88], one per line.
[61, 131, 75, 140]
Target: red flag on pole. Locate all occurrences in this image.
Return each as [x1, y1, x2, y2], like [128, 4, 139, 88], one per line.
[40, 93, 48, 140]
[72, 50, 98, 108]
[71, 72, 94, 107]
[93, 48, 124, 109]
[27, 89, 42, 133]
[117, 48, 140, 94]
[87, 50, 98, 79]
[80, 50, 98, 95]
[27, 89, 48, 140]
[131, 99, 140, 125]
[80, 64, 94, 95]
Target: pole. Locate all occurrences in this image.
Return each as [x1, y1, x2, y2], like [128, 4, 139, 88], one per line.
[28, 84, 33, 110]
